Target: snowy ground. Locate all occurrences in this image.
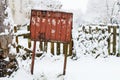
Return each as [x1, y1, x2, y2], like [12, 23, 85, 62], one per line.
[1, 54, 120, 80]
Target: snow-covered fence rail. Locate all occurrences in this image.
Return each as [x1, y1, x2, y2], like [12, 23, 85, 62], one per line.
[14, 26, 31, 53]
[77, 25, 119, 57]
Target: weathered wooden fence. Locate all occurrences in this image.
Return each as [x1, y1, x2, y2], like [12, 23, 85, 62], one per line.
[81, 25, 119, 55]
[14, 25, 119, 56]
[14, 26, 73, 57]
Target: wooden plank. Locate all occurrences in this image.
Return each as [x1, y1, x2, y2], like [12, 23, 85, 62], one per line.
[51, 42, 54, 55]
[16, 36, 19, 53]
[17, 45, 32, 53]
[63, 43, 65, 54]
[118, 25, 120, 56]
[30, 11, 37, 40]
[27, 25, 30, 31]
[14, 26, 17, 33]
[63, 43, 68, 55]
[108, 26, 111, 55]
[57, 42, 60, 55]
[28, 39, 31, 48]
[46, 12, 52, 41]
[89, 26, 91, 34]
[39, 41, 43, 51]
[55, 14, 62, 41]
[96, 27, 98, 31]
[19, 33, 30, 38]
[69, 40, 73, 56]
[113, 26, 117, 55]
[60, 13, 67, 42]
[44, 41, 48, 52]
[14, 26, 19, 53]
[65, 14, 72, 42]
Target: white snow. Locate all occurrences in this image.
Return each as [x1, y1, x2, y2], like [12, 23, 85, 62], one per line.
[1, 55, 120, 80]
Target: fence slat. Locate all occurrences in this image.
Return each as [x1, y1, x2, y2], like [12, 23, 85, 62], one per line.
[69, 40, 73, 56]
[14, 26, 19, 53]
[27, 25, 30, 31]
[89, 26, 92, 34]
[57, 42, 60, 55]
[44, 41, 48, 52]
[108, 26, 111, 55]
[113, 26, 117, 55]
[39, 41, 43, 51]
[51, 42, 54, 55]
[63, 43, 68, 55]
[28, 39, 31, 48]
[27, 25, 31, 49]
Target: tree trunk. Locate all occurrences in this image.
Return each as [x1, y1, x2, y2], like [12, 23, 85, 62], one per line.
[0, 0, 13, 58]
[0, 0, 8, 33]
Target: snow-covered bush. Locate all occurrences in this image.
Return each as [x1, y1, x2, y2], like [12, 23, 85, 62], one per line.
[73, 25, 110, 58]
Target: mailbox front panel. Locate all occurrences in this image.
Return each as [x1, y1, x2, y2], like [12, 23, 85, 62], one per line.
[30, 10, 73, 43]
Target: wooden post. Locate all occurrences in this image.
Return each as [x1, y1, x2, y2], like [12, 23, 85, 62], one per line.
[118, 26, 120, 56]
[16, 39, 19, 53]
[96, 27, 98, 32]
[14, 26, 17, 33]
[31, 40, 36, 74]
[14, 26, 19, 53]
[63, 43, 68, 75]
[113, 26, 117, 55]
[44, 41, 48, 52]
[39, 41, 43, 51]
[16, 36, 18, 44]
[27, 25, 30, 31]
[63, 44, 66, 54]
[51, 42, 54, 55]
[63, 43, 68, 54]
[89, 26, 91, 34]
[28, 39, 31, 48]
[27, 25, 31, 48]
[108, 26, 111, 55]
[57, 42, 60, 55]
[69, 40, 73, 56]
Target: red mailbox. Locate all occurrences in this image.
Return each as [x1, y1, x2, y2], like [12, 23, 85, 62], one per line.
[30, 10, 73, 43]
[30, 10, 73, 75]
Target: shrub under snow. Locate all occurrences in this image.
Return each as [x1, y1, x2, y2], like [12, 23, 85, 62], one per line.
[73, 25, 110, 58]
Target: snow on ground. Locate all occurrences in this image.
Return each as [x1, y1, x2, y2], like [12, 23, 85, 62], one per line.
[1, 54, 120, 80]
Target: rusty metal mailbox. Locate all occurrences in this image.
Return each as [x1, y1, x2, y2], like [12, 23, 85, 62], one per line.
[30, 9, 73, 75]
[30, 10, 73, 43]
